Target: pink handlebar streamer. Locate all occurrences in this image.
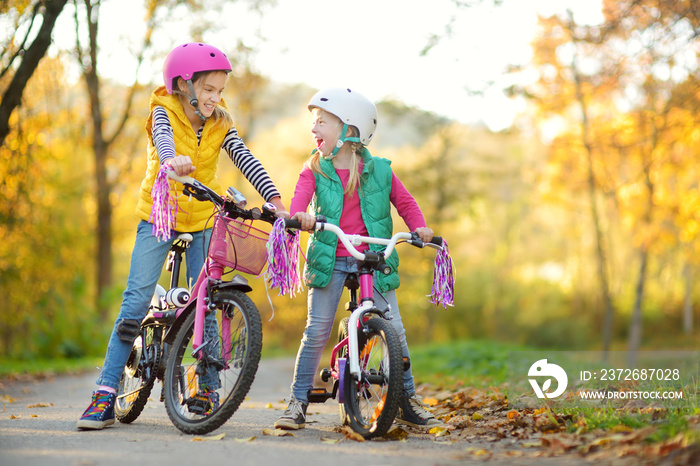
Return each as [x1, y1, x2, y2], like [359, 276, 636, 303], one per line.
[429, 239, 455, 310]
[265, 218, 304, 297]
[149, 163, 178, 241]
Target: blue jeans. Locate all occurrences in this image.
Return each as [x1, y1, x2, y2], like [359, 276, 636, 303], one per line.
[96, 220, 213, 389]
[289, 257, 415, 403]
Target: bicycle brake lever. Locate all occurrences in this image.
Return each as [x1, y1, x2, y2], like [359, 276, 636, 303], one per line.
[407, 232, 425, 248]
[183, 183, 210, 202]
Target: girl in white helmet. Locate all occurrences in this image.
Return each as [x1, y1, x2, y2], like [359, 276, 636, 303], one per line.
[275, 87, 441, 430]
[77, 43, 288, 430]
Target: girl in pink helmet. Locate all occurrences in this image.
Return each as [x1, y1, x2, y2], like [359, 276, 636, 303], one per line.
[77, 43, 288, 430]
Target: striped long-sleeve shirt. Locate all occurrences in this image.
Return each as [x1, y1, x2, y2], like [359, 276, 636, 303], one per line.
[151, 106, 280, 202]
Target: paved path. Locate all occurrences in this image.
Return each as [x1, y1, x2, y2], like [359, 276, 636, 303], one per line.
[0, 358, 593, 466]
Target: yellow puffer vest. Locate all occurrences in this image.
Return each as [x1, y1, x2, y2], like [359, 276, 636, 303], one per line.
[136, 86, 230, 232]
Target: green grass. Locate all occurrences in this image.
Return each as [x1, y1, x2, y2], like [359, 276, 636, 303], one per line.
[0, 357, 103, 379]
[409, 338, 532, 388]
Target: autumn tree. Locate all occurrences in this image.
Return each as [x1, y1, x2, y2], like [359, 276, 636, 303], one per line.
[0, 0, 69, 147]
[522, 0, 699, 356]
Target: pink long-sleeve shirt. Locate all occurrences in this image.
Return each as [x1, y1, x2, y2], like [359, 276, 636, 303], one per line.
[289, 164, 427, 257]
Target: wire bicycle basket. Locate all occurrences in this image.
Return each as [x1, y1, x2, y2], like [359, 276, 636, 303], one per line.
[208, 215, 270, 275]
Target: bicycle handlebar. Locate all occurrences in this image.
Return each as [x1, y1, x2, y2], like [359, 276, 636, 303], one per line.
[166, 169, 277, 224]
[283, 217, 443, 261]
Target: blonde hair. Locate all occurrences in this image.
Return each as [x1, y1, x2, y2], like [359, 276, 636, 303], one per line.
[306, 109, 363, 196]
[174, 71, 233, 127]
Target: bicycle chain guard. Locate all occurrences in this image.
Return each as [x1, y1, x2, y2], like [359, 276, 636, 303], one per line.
[338, 358, 346, 403]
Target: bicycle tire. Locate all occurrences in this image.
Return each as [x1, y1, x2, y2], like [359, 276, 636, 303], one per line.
[115, 324, 160, 423]
[336, 317, 350, 425]
[343, 316, 402, 439]
[163, 290, 262, 435]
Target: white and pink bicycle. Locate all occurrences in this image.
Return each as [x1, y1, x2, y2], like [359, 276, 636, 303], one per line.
[283, 217, 453, 439]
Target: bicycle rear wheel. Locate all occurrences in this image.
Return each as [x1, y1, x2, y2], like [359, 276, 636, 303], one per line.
[343, 316, 402, 439]
[115, 324, 160, 423]
[163, 290, 262, 435]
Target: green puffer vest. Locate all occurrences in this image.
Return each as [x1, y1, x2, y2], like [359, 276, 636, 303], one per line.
[304, 148, 400, 292]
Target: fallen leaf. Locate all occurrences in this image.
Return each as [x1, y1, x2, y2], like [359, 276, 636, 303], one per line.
[472, 412, 484, 420]
[422, 396, 439, 407]
[610, 424, 633, 433]
[320, 437, 341, 444]
[10, 414, 21, 419]
[234, 436, 256, 442]
[465, 447, 491, 456]
[340, 426, 365, 442]
[262, 428, 294, 437]
[192, 433, 226, 441]
[265, 403, 273, 409]
[27, 402, 53, 408]
[384, 427, 409, 440]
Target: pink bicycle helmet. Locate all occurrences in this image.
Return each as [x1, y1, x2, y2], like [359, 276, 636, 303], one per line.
[162, 42, 232, 94]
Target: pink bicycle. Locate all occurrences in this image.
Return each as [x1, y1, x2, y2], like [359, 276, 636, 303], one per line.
[115, 171, 277, 434]
[284, 217, 448, 439]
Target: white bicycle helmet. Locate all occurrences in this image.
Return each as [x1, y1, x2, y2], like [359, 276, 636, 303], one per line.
[308, 88, 378, 148]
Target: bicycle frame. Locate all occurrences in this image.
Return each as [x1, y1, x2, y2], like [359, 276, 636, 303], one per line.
[162, 172, 266, 361]
[188, 245, 237, 365]
[314, 223, 416, 380]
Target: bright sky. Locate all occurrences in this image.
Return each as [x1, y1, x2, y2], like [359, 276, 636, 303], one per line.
[51, 0, 603, 131]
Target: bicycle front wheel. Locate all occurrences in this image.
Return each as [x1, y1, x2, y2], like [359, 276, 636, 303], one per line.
[163, 290, 262, 435]
[343, 316, 402, 439]
[115, 324, 160, 424]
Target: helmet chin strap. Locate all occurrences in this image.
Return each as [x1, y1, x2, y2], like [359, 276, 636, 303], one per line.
[320, 124, 360, 160]
[186, 80, 207, 121]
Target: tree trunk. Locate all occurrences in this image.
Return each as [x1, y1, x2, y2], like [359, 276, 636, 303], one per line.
[80, 0, 113, 322]
[683, 264, 693, 335]
[568, 21, 615, 359]
[627, 249, 647, 366]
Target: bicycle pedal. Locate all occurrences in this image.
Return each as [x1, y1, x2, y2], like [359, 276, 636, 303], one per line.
[307, 387, 332, 403]
[186, 394, 212, 415]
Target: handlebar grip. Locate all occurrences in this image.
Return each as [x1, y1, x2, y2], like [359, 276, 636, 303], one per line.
[430, 236, 443, 247]
[284, 219, 302, 229]
[166, 169, 196, 185]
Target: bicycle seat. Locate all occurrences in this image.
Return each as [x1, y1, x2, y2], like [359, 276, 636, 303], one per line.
[344, 273, 359, 291]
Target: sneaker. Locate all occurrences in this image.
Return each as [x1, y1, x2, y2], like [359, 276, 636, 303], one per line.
[274, 397, 307, 430]
[77, 390, 116, 430]
[201, 389, 220, 416]
[395, 394, 442, 428]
